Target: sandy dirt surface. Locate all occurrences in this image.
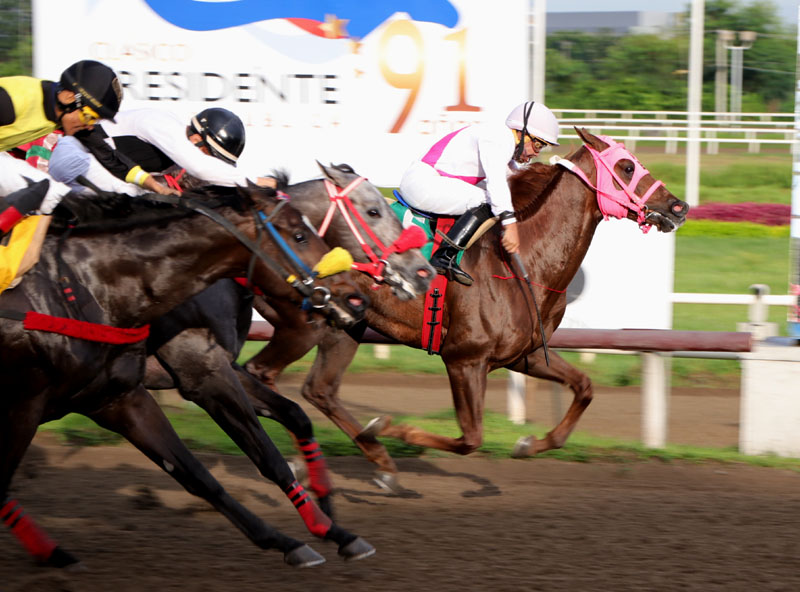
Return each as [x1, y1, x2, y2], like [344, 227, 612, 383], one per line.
[3, 373, 799, 592]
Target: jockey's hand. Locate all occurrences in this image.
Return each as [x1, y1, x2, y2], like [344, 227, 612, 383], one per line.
[256, 176, 277, 188]
[146, 177, 180, 196]
[501, 222, 520, 254]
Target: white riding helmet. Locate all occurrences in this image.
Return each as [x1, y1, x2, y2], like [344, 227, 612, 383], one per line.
[505, 101, 560, 146]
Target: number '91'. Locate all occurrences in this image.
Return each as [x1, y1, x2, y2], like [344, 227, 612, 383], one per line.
[379, 20, 480, 133]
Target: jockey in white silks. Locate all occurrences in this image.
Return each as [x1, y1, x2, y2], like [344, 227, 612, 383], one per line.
[48, 107, 273, 196]
[399, 101, 560, 286]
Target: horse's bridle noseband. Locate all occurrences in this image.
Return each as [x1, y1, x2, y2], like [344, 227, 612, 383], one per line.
[553, 135, 664, 233]
[317, 176, 425, 286]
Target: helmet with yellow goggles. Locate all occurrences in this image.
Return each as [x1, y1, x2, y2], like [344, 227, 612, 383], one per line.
[58, 60, 123, 123]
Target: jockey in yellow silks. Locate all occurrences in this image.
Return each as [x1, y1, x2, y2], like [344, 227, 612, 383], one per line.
[0, 60, 122, 293]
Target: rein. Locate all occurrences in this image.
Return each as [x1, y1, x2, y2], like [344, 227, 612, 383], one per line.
[552, 135, 663, 233]
[149, 193, 333, 310]
[317, 177, 425, 285]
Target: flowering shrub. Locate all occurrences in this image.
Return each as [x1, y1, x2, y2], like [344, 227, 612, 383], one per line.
[688, 202, 790, 226]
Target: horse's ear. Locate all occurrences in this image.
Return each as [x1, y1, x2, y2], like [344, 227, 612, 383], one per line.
[574, 127, 607, 151]
[317, 161, 355, 187]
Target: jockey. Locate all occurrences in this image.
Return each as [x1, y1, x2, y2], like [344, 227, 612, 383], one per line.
[0, 59, 123, 237]
[398, 101, 559, 286]
[48, 106, 276, 194]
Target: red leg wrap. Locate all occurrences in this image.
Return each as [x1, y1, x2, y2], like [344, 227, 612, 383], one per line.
[1, 499, 57, 561]
[284, 481, 332, 538]
[299, 438, 333, 498]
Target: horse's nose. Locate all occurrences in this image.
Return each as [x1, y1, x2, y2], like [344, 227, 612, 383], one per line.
[672, 200, 689, 217]
[347, 292, 369, 315]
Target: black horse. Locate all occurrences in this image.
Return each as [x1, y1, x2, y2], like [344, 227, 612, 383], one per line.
[142, 164, 433, 512]
[0, 184, 374, 569]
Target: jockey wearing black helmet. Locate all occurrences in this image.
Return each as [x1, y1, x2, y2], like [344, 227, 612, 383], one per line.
[49, 105, 275, 196]
[188, 108, 246, 165]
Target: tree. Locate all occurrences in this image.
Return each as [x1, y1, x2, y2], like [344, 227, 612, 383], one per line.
[0, 0, 32, 76]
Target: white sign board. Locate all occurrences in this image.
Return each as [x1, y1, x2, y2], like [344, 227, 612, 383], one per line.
[33, 0, 528, 185]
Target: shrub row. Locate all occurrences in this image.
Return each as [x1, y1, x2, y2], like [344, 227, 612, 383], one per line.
[688, 202, 790, 226]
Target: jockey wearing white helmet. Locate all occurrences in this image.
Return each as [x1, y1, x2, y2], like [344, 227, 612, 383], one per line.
[398, 100, 559, 286]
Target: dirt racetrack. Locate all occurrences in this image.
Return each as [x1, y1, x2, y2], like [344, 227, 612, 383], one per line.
[3, 373, 800, 592]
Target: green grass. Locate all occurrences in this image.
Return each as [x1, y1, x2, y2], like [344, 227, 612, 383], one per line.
[40, 407, 800, 469]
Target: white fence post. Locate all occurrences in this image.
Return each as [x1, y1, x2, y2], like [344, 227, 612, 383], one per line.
[507, 371, 527, 425]
[641, 352, 668, 448]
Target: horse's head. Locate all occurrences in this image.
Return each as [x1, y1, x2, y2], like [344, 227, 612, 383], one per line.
[235, 183, 368, 328]
[304, 162, 434, 301]
[571, 127, 689, 233]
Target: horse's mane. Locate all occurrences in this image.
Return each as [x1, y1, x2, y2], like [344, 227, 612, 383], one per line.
[48, 185, 246, 234]
[509, 145, 586, 222]
[272, 163, 356, 192]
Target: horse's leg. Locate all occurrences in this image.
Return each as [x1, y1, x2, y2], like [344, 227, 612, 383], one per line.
[233, 365, 335, 516]
[87, 384, 335, 567]
[153, 334, 373, 559]
[365, 359, 490, 455]
[506, 349, 593, 456]
[0, 399, 80, 569]
[249, 326, 402, 491]
[244, 306, 323, 391]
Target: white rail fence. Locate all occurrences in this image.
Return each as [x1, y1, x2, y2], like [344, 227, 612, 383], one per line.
[552, 109, 796, 154]
[507, 287, 795, 453]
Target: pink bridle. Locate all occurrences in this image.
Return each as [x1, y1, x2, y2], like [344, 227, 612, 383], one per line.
[317, 176, 426, 283]
[553, 135, 664, 233]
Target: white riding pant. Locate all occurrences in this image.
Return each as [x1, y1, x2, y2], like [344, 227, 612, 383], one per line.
[0, 152, 71, 214]
[399, 160, 488, 216]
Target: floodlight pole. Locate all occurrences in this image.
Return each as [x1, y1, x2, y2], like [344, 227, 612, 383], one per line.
[685, 0, 704, 208]
[529, 0, 546, 103]
[789, 5, 800, 340]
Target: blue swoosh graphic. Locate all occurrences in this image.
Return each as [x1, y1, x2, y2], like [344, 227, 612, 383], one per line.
[142, 0, 460, 38]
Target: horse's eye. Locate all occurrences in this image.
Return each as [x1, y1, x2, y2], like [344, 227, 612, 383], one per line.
[624, 164, 634, 175]
[367, 208, 381, 218]
[293, 232, 307, 244]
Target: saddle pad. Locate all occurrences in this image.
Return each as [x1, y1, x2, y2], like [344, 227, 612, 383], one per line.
[0, 215, 49, 295]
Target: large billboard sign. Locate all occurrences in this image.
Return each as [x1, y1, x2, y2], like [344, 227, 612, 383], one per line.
[33, 0, 528, 185]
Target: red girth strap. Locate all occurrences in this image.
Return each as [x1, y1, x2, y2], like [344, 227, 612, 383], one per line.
[22, 310, 150, 344]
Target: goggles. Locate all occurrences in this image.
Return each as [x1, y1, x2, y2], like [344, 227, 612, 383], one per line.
[77, 105, 100, 126]
[528, 135, 551, 152]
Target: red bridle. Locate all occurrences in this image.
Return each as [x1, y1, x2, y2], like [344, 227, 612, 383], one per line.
[317, 177, 426, 285]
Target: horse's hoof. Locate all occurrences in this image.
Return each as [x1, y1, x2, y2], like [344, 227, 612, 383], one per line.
[287, 457, 308, 483]
[47, 546, 84, 570]
[359, 416, 390, 440]
[512, 435, 535, 458]
[317, 494, 335, 520]
[284, 544, 326, 568]
[338, 536, 376, 561]
[372, 471, 401, 494]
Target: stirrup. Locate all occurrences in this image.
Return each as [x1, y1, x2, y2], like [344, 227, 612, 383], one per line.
[432, 260, 473, 286]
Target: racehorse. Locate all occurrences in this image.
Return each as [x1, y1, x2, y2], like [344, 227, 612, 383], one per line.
[0, 184, 374, 569]
[244, 128, 690, 490]
[142, 163, 433, 515]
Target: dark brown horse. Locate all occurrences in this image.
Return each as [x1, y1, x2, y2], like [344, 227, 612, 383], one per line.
[0, 185, 374, 569]
[244, 129, 690, 490]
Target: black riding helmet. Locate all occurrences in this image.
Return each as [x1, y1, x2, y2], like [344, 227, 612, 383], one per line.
[58, 60, 123, 122]
[189, 108, 246, 165]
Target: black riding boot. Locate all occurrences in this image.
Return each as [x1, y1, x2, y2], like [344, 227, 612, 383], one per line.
[430, 204, 493, 286]
[0, 179, 50, 238]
